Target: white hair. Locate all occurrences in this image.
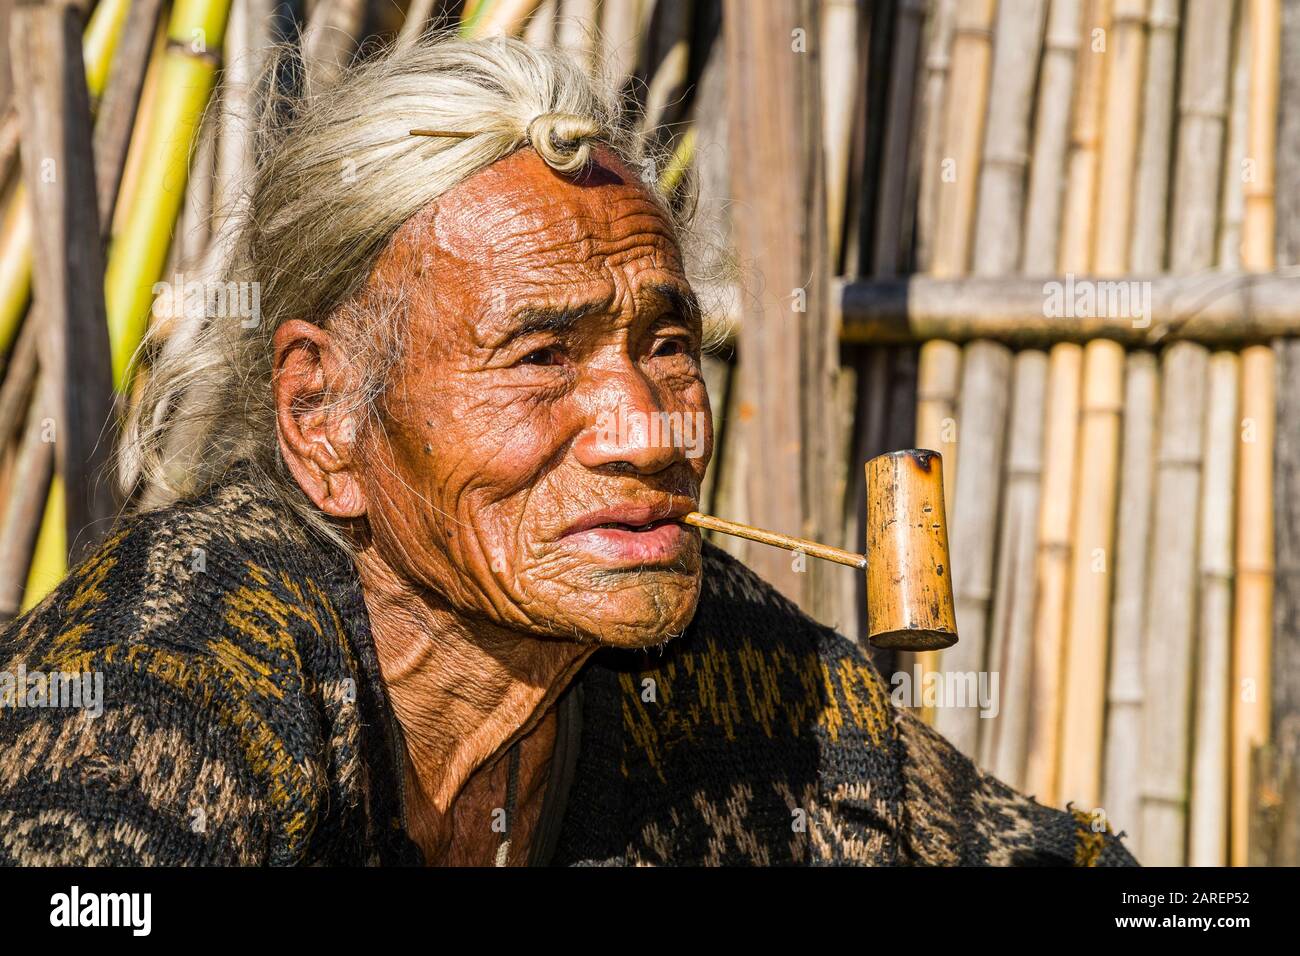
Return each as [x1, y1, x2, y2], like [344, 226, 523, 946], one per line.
[118, 32, 688, 551]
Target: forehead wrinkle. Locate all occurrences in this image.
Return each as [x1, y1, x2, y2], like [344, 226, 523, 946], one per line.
[398, 150, 682, 354]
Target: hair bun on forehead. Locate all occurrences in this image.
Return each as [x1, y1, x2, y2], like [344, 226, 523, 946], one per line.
[525, 111, 600, 174]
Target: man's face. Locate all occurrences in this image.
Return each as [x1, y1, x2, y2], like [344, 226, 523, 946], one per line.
[359, 147, 712, 647]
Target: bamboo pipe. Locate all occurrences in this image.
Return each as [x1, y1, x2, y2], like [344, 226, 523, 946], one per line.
[683, 512, 866, 570]
[685, 449, 959, 652]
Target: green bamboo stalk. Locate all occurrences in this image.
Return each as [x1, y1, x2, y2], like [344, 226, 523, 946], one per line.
[23, 0, 233, 611]
[0, 0, 130, 359]
[461, 0, 494, 36]
[102, 0, 233, 391]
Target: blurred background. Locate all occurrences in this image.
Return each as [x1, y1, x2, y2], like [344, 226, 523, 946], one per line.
[0, 0, 1296, 867]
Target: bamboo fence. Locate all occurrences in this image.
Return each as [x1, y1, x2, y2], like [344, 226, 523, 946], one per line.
[0, 0, 1298, 865]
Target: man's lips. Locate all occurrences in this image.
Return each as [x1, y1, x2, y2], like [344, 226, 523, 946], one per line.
[558, 501, 697, 564]
[561, 501, 695, 537]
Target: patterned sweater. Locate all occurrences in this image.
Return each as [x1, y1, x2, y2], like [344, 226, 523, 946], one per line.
[0, 477, 1137, 866]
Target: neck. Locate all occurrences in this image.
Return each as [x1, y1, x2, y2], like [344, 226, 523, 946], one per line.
[354, 547, 595, 823]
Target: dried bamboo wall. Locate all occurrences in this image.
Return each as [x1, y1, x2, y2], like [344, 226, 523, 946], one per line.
[0, 0, 1296, 865]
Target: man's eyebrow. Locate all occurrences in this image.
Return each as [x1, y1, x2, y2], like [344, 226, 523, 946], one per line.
[642, 282, 702, 326]
[492, 299, 608, 343]
[485, 283, 700, 346]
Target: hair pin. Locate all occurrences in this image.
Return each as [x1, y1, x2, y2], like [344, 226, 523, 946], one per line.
[409, 128, 477, 139]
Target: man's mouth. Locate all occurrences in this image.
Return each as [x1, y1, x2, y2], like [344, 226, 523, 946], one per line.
[587, 517, 680, 532]
[560, 503, 697, 564]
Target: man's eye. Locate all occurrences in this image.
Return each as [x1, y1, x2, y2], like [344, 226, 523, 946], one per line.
[519, 347, 562, 366]
[653, 338, 688, 358]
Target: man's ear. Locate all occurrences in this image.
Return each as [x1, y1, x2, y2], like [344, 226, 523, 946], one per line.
[273, 319, 368, 518]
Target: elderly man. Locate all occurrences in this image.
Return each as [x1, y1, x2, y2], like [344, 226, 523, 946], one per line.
[0, 36, 1134, 867]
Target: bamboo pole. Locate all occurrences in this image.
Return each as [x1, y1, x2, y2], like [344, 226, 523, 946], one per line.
[0, 313, 45, 624]
[839, 271, 1300, 345]
[636, 0, 694, 142]
[23, 473, 66, 610]
[0, 0, 153, 608]
[0, 380, 53, 622]
[697, 354, 729, 516]
[215, 0, 274, 228]
[935, 340, 1011, 757]
[1101, 349, 1158, 849]
[1043, 8, 1110, 806]
[1128, 0, 1179, 273]
[1024, 343, 1083, 805]
[1055, 337, 1124, 809]
[1218, 4, 1251, 269]
[1022, 0, 1080, 274]
[724, 0, 835, 620]
[556, 0, 599, 71]
[1232, 0, 1281, 867]
[1056, 0, 1111, 274]
[929, 0, 995, 278]
[474, 0, 546, 37]
[102, 0, 233, 392]
[1278, 0, 1300, 269]
[96, 0, 165, 242]
[1267, 0, 1300, 872]
[1054, 0, 1130, 813]
[955, 1, 1047, 767]
[301, 0, 365, 92]
[911, 337, 960, 723]
[0, 313, 37, 451]
[1139, 342, 1209, 866]
[1234, 343, 1277, 864]
[397, 0, 440, 48]
[109, 8, 165, 241]
[1242, 0, 1280, 272]
[1169, 0, 1235, 273]
[523, 0, 557, 45]
[973, 0, 1046, 277]
[822, 0, 859, 266]
[176, 108, 217, 267]
[871, 0, 925, 277]
[708, 357, 749, 565]
[843, 349, 891, 639]
[0, 0, 131, 359]
[1189, 350, 1239, 866]
[0, 175, 31, 360]
[914, 0, 956, 273]
[923, 0, 997, 560]
[1090, 0, 1146, 276]
[22, 0, 234, 610]
[982, 349, 1047, 786]
[12, 1, 117, 563]
[929, 0, 1033, 761]
[598, 0, 643, 90]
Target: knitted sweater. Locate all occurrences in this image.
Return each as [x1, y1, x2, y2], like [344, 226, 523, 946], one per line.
[0, 477, 1137, 866]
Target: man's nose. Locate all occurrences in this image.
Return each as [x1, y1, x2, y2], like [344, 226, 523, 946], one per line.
[571, 369, 684, 474]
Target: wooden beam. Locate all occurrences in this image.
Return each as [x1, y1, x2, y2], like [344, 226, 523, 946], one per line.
[11, 0, 116, 563]
[837, 272, 1300, 345]
[723, 0, 836, 620]
[1263, 0, 1300, 870]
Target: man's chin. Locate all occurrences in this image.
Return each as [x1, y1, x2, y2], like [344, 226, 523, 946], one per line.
[533, 580, 702, 649]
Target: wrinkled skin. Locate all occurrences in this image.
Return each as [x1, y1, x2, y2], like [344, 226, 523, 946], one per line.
[361, 147, 712, 647]
[273, 146, 712, 863]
